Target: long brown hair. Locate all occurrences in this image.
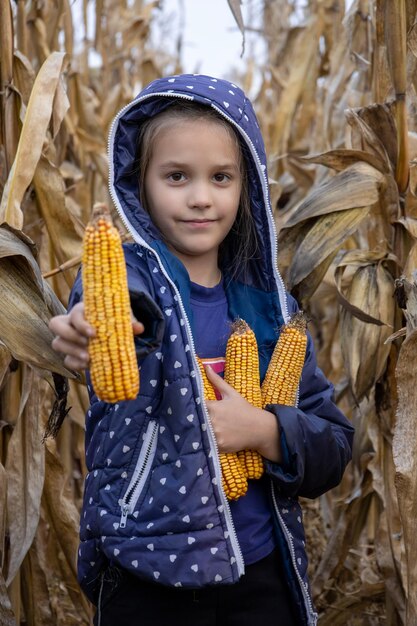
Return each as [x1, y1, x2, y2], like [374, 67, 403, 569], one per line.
[135, 100, 259, 277]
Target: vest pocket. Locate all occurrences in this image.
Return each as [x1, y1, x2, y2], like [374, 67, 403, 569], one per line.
[119, 419, 158, 528]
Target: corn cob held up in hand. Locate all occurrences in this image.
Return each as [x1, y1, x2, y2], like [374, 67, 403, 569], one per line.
[197, 358, 248, 501]
[261, 312, 307, 407]
[224, 319, 264, 480]
[82, 203, 139, 403]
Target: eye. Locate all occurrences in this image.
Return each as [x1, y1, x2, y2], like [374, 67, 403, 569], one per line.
[168, 172, 186, 183]
[213, 173, 231, 183]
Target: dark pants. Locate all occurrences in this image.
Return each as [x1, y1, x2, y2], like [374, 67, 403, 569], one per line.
[94, 548, 298, 625]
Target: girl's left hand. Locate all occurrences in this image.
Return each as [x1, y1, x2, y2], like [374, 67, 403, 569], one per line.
[204, 365, 282, 463]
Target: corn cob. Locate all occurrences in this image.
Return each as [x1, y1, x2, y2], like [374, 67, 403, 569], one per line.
[82, 203, 139, 403]
[197, 358, 248, 501]
[261, 312, 307, 407]
[224, 319, 264, 480]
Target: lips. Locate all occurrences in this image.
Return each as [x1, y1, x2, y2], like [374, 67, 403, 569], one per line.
[182, 219, 215, 223]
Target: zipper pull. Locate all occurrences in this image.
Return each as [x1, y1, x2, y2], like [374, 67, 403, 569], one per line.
[120, 504, 129, 528]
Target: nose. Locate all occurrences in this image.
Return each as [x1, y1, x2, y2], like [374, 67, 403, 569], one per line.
[187, 180, 212, 209]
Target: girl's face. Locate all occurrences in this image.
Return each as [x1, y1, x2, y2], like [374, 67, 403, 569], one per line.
[144, 118, 242, 276]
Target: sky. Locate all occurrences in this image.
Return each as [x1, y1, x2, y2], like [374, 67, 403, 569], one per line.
[154, 0, 262, 79]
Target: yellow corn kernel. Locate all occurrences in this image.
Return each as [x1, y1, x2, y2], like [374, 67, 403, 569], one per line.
[261, 312, 307, 407]
[197, 358, 248, 500]
[220, 452, 249, 501]
[82, 203, 139, 403]
[224, 319, 264, 480]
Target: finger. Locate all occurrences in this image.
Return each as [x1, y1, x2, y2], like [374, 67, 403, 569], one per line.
[49, 301, 95, 344]
[49, 315, 90, 346]
[52, 335, 90, 364]
[69, 302, 96, 337]
[131, 313, 145, 336]
[64, 354, 89, 371]
[204, 365, 233, 398]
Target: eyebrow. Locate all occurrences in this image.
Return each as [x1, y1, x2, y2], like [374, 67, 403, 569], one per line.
[158, 160, 239, 170]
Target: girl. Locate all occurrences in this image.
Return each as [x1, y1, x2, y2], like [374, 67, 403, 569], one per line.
[50, 74, 354, 625]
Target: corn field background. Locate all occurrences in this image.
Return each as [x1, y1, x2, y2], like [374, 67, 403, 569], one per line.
[1, 0, 417, 624]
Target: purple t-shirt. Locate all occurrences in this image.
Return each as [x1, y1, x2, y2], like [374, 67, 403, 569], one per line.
[190, 279, 276, 565]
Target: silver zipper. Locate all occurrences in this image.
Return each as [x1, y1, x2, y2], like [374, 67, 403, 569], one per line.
[120, 419, 158, 528]
[271, 483, 317, 624]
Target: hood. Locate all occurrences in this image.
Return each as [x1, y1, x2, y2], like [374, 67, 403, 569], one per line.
[108, 73, 287, 304]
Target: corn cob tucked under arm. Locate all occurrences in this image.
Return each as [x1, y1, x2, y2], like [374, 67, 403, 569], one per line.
[261, 312, 307, 407]
[224, 319, 264, 480]
[82, 203, 139, 403]
[197, 358, 248, 501]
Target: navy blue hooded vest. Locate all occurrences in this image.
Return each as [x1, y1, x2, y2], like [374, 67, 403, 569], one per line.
[71, 74, 354, 626]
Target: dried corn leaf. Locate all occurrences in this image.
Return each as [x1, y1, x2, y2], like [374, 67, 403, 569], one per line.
[292, 252, 338, 307]
[287, 206, 371, 290]
[227, 0, 245, 54]
[51, 75, 70, 140]
[396, 215, 417, 238]
[99, 83, 123, 129]
[0, 52, 67, 229]
[5, 369, 45, 586]
[20, 539, 53, 625]
[33, 155, 83, 286]
[43, 442, 86, 604]
[122, 15, 149, 49]
[12, 51, 35, 106]
[72, 75, 104, 144]
[346, 103, 398, 173]
[0, 343, 12, 389]
[0, 461, 7, 563]
[42, 445, 90, 620]
[0, 224, 74, 377]
[320, 13, 358, 147]
[335, 248, 398, 324]
[269, 19, 319, 157]
[340, 262, 395, 400]
[365, 386, 406, 614]
[374, 508, 406, 620]
[300, 149, 386, 174]
[0, 568, 16, 626]
[0, 0, 20, 174]
[282, 162, 383, 229]
[67, 380, 89, 430]
[227, 0, 244, 34]
[403, 242, 417, 280]
[393, 279, 417, 625]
